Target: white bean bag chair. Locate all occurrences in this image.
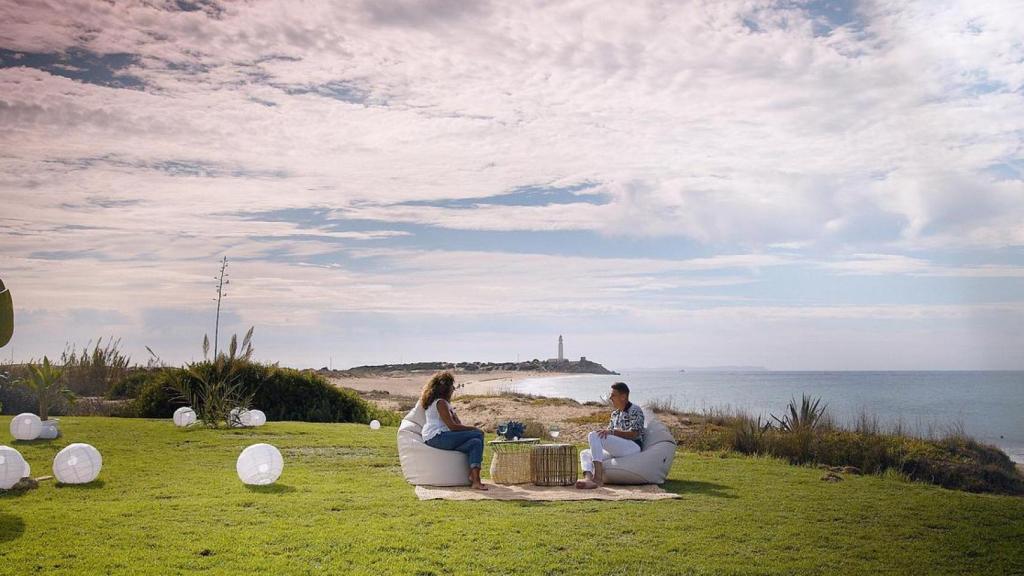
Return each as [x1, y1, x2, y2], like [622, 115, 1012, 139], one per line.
[397, 402, 471, 486]
[583, 407, 678, 485]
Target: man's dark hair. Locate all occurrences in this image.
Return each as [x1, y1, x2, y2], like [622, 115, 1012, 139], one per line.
[611, 382, 630, 396]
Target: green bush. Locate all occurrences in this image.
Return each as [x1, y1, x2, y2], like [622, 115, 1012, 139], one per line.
[131, 362, 397, 425]
[725, 421, 1024, 495]
[131, 367, 188, 418]
[107, 369, 154, 400]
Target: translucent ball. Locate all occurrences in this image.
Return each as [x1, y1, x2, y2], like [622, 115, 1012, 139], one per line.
[0, 445, 27, 489]
[243, 409, 266, 427]
[173, 407, 197, 427]
[53, 443, 103, 484]
[23, 459, 30, 479]
[369, 419, 381, 430]
[229, 407, 248, 427]
[236, 443, 283, 485]
[10, 413, 42, 441]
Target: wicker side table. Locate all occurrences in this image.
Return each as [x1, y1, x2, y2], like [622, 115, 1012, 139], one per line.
[488, 438, 539, 484]
[530, 444, 578, 486]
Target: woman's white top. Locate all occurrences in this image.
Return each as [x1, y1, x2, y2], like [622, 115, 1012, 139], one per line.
[421, 399, 452, 442]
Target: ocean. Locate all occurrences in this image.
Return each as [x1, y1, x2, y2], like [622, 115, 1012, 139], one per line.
[515, 370, 1024, 463]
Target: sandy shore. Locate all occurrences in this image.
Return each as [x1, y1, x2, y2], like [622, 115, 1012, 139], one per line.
[328, 370, 571, 398]
[329, 370, 701, 444]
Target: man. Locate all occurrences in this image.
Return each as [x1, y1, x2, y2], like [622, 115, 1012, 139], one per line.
[576, 382, 645, 489]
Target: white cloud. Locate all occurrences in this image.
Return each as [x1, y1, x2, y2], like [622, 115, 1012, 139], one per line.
[1, 0, 1023, 367]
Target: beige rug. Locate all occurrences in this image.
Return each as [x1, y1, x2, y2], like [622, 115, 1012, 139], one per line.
[414, 481, 680, 501]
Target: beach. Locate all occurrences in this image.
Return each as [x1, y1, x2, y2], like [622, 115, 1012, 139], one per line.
[328, 369, 570, 398]
[330, 369, 703, 445]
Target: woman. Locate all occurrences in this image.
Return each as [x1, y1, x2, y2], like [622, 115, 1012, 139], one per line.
[420, 371, 488, 490]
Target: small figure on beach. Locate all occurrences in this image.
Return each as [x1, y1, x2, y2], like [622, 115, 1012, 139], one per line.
[419, 371, 489, 490]
[576, 381, 645, 489]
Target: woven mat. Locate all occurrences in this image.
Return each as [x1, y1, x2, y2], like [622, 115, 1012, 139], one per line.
[414, 481, 680, 501]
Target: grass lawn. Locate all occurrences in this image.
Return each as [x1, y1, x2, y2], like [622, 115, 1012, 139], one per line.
[2, 417, 1022, 575]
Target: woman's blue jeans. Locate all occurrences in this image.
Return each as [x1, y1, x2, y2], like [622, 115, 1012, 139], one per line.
[425, 429, 485, 469]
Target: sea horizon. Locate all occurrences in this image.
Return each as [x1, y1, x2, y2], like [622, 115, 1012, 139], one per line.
[515, 369, 1024, 464]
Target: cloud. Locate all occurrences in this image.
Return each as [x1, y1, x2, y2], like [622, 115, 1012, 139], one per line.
[1, 0, 1023, 367]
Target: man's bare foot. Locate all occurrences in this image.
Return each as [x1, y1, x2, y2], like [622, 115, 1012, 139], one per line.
[578, 479, 599, 489]
[575, 472, 594, 489]
[471, 481, 489, 491]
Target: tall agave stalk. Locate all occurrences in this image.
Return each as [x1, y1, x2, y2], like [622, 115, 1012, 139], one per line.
[213, 256, 229, 358]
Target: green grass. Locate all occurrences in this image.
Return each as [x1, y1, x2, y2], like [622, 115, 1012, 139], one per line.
[2, 417, 1022, 575]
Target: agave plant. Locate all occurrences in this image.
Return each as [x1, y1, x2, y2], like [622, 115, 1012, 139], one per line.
[23, 356, 76, 420]
[770, 394, 828, 433]
[173, 327, 256, 428]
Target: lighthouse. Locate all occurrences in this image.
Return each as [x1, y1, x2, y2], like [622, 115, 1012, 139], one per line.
[558, 335, 564, 362]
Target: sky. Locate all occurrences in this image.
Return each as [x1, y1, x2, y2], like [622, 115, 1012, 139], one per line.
[1, 0, 1023, 371]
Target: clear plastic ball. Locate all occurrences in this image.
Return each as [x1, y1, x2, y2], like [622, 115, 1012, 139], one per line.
[10, 413, 42, 441]
[236, 443, 283, 485]
[0, 445, 27, 489]
[53, 443, 103, 484]
[173, 407, 197, 427]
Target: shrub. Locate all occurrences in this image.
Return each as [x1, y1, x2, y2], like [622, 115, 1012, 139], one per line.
[107, 369, 153, 400]
[724, 401, 1024, 495]
[131, 362, 396, 425]
[131, 368, 188, 418]
[61, 337, 130, 397]
[176, 330, 258, 428]
[729, 415, 768, 454]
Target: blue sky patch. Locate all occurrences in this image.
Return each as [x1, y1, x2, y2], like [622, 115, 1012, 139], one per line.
[0, 48, 145, 89]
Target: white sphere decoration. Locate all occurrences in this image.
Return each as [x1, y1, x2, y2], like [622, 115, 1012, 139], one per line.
[243, 409, 266, 427]
[53, 443, 103, 484]
[369, 419, 381, 430]
[0, 445, 27, 489]
[236, 443, 283, 485]
[23, 459, 30, 479]
[173, 407, 197, 427]
[10, 412, 42, 441]
[229, 407, 248, 427]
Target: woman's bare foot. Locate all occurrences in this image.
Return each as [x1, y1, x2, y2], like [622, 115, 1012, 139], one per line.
[576, 472, 595, 489]
[471, 481, 489, 491]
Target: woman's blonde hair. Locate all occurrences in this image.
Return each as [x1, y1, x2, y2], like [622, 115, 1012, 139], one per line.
[420, 370, 456, 408]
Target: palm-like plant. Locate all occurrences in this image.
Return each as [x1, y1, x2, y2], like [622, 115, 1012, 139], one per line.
[770, 394, 828, 433]
[24, 356, 76, 420]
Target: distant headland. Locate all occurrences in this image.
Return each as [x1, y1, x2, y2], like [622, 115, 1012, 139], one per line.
[320, 334, 618, 377]
[322, 357, 619, 377]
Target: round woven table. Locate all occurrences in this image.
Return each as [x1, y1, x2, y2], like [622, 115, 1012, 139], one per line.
[488, 438, 539, 484]
[530, 444, 578, 486]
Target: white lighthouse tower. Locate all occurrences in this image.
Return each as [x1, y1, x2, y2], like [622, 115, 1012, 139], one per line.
[558, 335, 564, 362]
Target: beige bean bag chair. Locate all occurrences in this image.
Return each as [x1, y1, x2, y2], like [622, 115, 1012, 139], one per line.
[582, 407, 678, 485]
[397, 402, 471, 486]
